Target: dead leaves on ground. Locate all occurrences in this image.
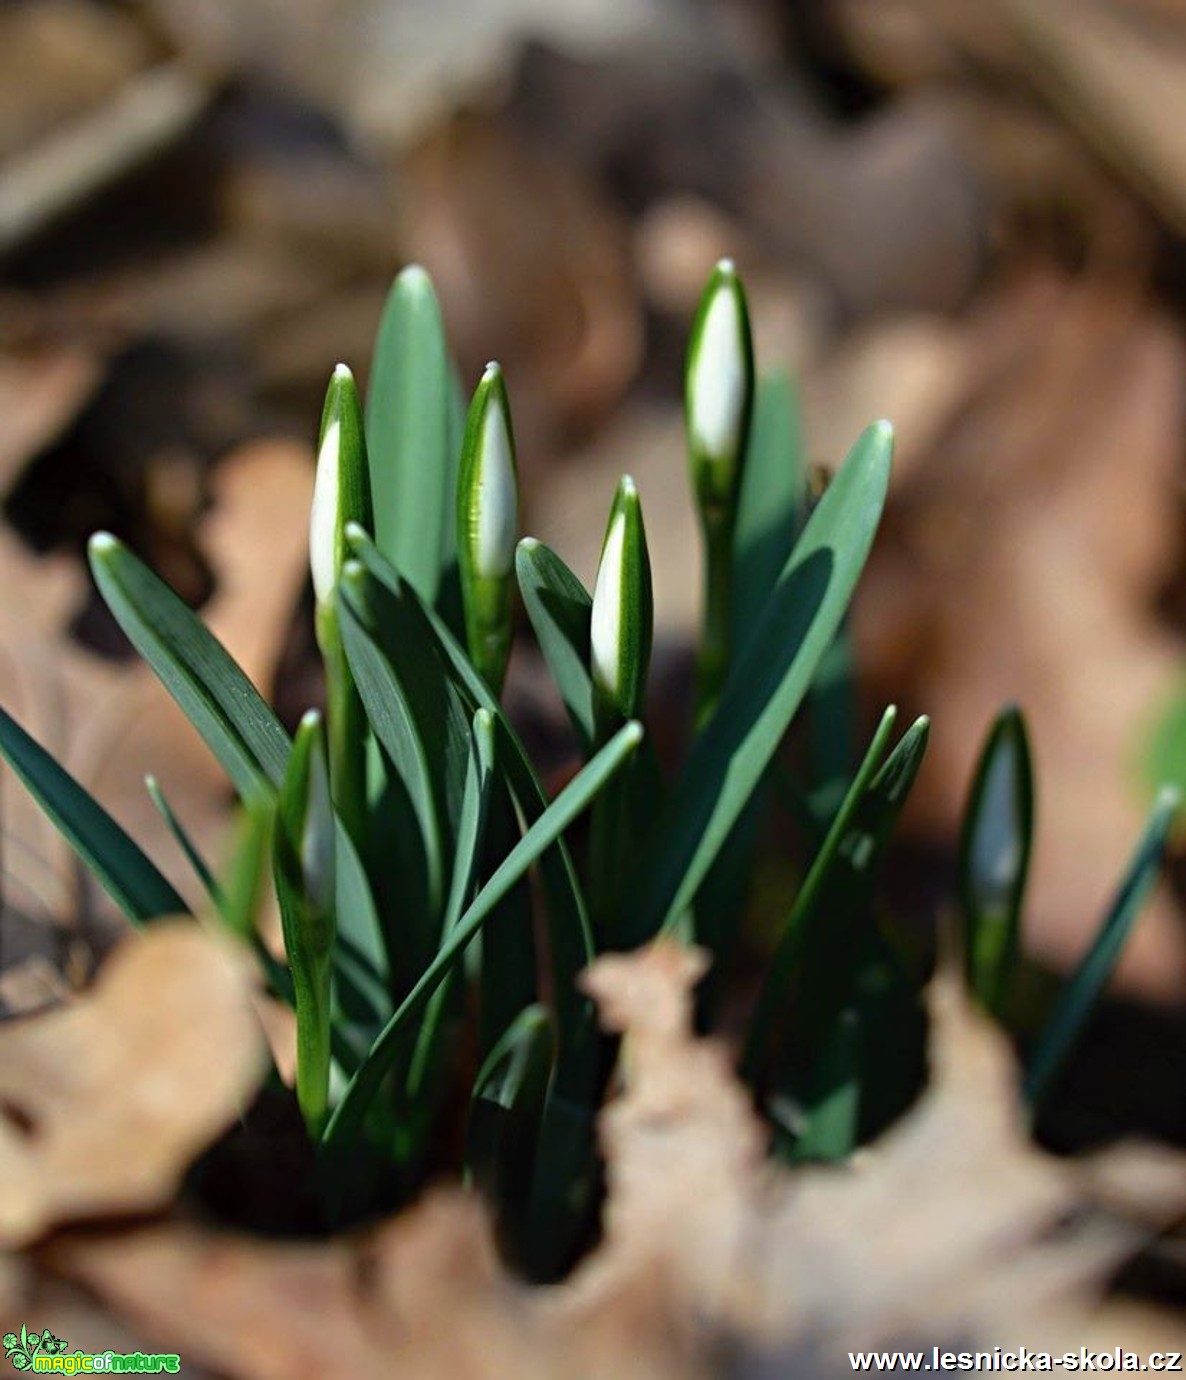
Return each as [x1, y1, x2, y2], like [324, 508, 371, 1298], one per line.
[2, 939, 1180, 1377]
[0, 922, 266, 1248]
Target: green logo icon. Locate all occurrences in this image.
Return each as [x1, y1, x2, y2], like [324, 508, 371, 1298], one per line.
[4, 1328, 67, 1372]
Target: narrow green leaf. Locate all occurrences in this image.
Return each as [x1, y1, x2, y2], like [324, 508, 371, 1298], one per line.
[365, 265, 454, 605]
[959, 705, 1034, 1017]
[0, 707, 185, 923]
[732, 370, 804, 652]
[406, 708, 498, 1109]
[516, 537, 594, 752]
[88, 534, 290, 798]
[1025, 786, 1181, 1107]
[742, 705, 899, 1081]
[785, 1006, 861, 1164]
[321, 719, 642, 1162]
[762, 717, 930, 1141]
[145, 774, 221, 908]
[339, 555, 476, 985]
[467, 1004, 555, 1251]
[272, 711, 335, 1134]
[218, 795, 273, 941]
[631, 421, 893, 945]
[344, 525, 598, 1091]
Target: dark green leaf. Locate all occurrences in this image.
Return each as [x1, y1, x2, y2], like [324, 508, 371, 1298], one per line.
[88, 534, 289, 799]
[344, 526, 599, 1092]
[1025, 787, 1181, 1107]
[631, 422, 893, 945]
[466, 1004, 554, 1248]
[365, 265, 455, 605]
[321, 719, 642, 1165]
[743, 705, 899, 1081]
[959, 705, 1034, 1017]
[516, 537, 594, 752]
[732, 370, 804, 652]
[145, 774, 220, 908]
[0, 707, 185, 924]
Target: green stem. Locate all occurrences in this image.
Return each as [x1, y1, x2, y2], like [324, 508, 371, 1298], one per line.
[295, 954, 332, 1137]
[695, 513, 734, 725]
[320, 611, 367, 854]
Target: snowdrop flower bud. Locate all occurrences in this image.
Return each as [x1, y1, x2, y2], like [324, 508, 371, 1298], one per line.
[684, 259, 754, 521]
[591, 476, 653, 727]
[457, 363, 519, 690]
[309, 365, 372, 645]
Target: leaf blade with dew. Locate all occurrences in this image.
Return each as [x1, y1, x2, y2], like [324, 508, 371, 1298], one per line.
[1025, 786, 1181, 1108]
[0, 707, 186, 924]
[630, 421, 894, 947]
[959, 705, 1034, 1018]
[320, 719, 643, 1165]
[88, 533, 290, 800]
[516, 537, 595, 753]
[742, 704, 900, 1082]
[365, 264, 456, 606]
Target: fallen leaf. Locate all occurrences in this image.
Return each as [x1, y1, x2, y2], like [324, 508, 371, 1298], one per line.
[38, 942, 1183, 1375]
[0, 921, 267, 1248]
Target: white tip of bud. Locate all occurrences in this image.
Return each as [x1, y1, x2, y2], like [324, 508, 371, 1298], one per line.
[473, 390, 518, 580]
[689, 282, 747, 468]
[591, 504, 628, 701]
[309, 417, 341, 605]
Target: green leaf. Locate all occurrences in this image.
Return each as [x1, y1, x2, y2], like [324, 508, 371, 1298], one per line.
[406, 709, 498, 1110]
[344, 525, 598, 1092]
[762, 716, 930, 1141]
[516, 538, 594, 752]
[145, 775, 220, 908]
[959, 705, 1034, 1017]
[743, 704, 900, 1082]
[321, 719, 642, 1164]
[787, 1006, 861, 1164]
[0, 707, 186, 924]
[732, 370, 804, 652]
[1025, 786, 1181, 1107]
[631, 421, 893, 945]
[272, 711, 335, 1135]
[339, 556, 473, 985]
[88, 534, 290, 799]
[365, 264, 455, 606]
[467, 1004, 555, 1253]
[217, 796, 274, 941]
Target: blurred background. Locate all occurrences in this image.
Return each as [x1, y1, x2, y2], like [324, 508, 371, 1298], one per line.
[4, 0, 1186, 1139]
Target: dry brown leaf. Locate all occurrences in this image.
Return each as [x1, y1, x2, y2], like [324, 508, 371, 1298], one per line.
[0, 921, 266, 1248]
[37, 941, 1182, 1376]
[857, 268, 1186, 1000]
